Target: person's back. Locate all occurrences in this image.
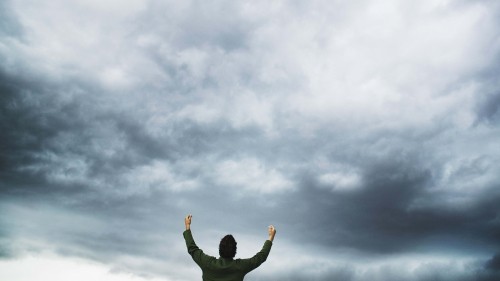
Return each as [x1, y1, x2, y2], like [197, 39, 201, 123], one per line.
[183, 214, 277, 281]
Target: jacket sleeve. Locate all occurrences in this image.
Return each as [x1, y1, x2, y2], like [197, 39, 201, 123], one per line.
[240, 240, 273, 273]
[183, 229, 215, 268]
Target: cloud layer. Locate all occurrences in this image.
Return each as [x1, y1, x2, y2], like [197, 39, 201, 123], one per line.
[2, 0, 500, 280]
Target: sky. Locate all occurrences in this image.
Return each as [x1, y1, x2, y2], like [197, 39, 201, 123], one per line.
[1, 0, 500, 280]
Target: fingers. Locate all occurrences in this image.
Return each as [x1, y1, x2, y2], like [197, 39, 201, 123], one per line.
[185, 214, 192, 225]
[268, 225, 276, 241]
[268, 225, 276, 234]
[185, 214, 192, 230]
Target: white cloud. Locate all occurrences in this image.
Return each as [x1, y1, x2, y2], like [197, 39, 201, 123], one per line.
[250, 0, 497, 133]
[214, 158, 293, 193]
[124, 160, 201, 193]
[0, 255, 170, 281]
[319, 172, 363, 192]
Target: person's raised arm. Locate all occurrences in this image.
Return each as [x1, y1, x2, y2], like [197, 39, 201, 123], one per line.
[241, 225, 276, 273]
[183, 214, 215, 267]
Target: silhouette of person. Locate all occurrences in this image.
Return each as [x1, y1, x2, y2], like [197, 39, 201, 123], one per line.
[183, 214, 276, 281]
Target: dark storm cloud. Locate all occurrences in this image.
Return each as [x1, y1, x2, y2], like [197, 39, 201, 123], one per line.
[0, 74, 61, 191]
[293, 155, 500, 253]
[0, 73, 115, 195]
[485, 252, 500, 270]
[253, 254, 500, 281]
[2, 0, 500, 281]
[267, 120, 500, 254]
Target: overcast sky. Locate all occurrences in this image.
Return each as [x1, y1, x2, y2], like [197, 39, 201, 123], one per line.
[1, 0, 500, 280]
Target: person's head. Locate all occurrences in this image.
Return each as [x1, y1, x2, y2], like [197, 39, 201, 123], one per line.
[219, 234, 237, 259]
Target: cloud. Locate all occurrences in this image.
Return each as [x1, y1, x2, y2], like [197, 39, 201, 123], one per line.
[485, 253, 500, 271]
[2, 0, 500, 281]
[0, 1, 23, 38]
[213, 158, 293, 194]
[0, 255, 171, 281]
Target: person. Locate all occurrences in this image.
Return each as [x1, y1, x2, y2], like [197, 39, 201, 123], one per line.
[183, 214, 276, 281]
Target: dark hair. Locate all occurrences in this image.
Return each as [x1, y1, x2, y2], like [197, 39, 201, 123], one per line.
[219, 234, 237, 258]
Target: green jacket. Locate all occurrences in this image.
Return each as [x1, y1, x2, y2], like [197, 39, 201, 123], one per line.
[183, 229, 273, 281]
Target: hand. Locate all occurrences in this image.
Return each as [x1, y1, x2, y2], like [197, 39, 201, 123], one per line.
[185, 214, 192, 230]
[268, 225, 276, 242]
